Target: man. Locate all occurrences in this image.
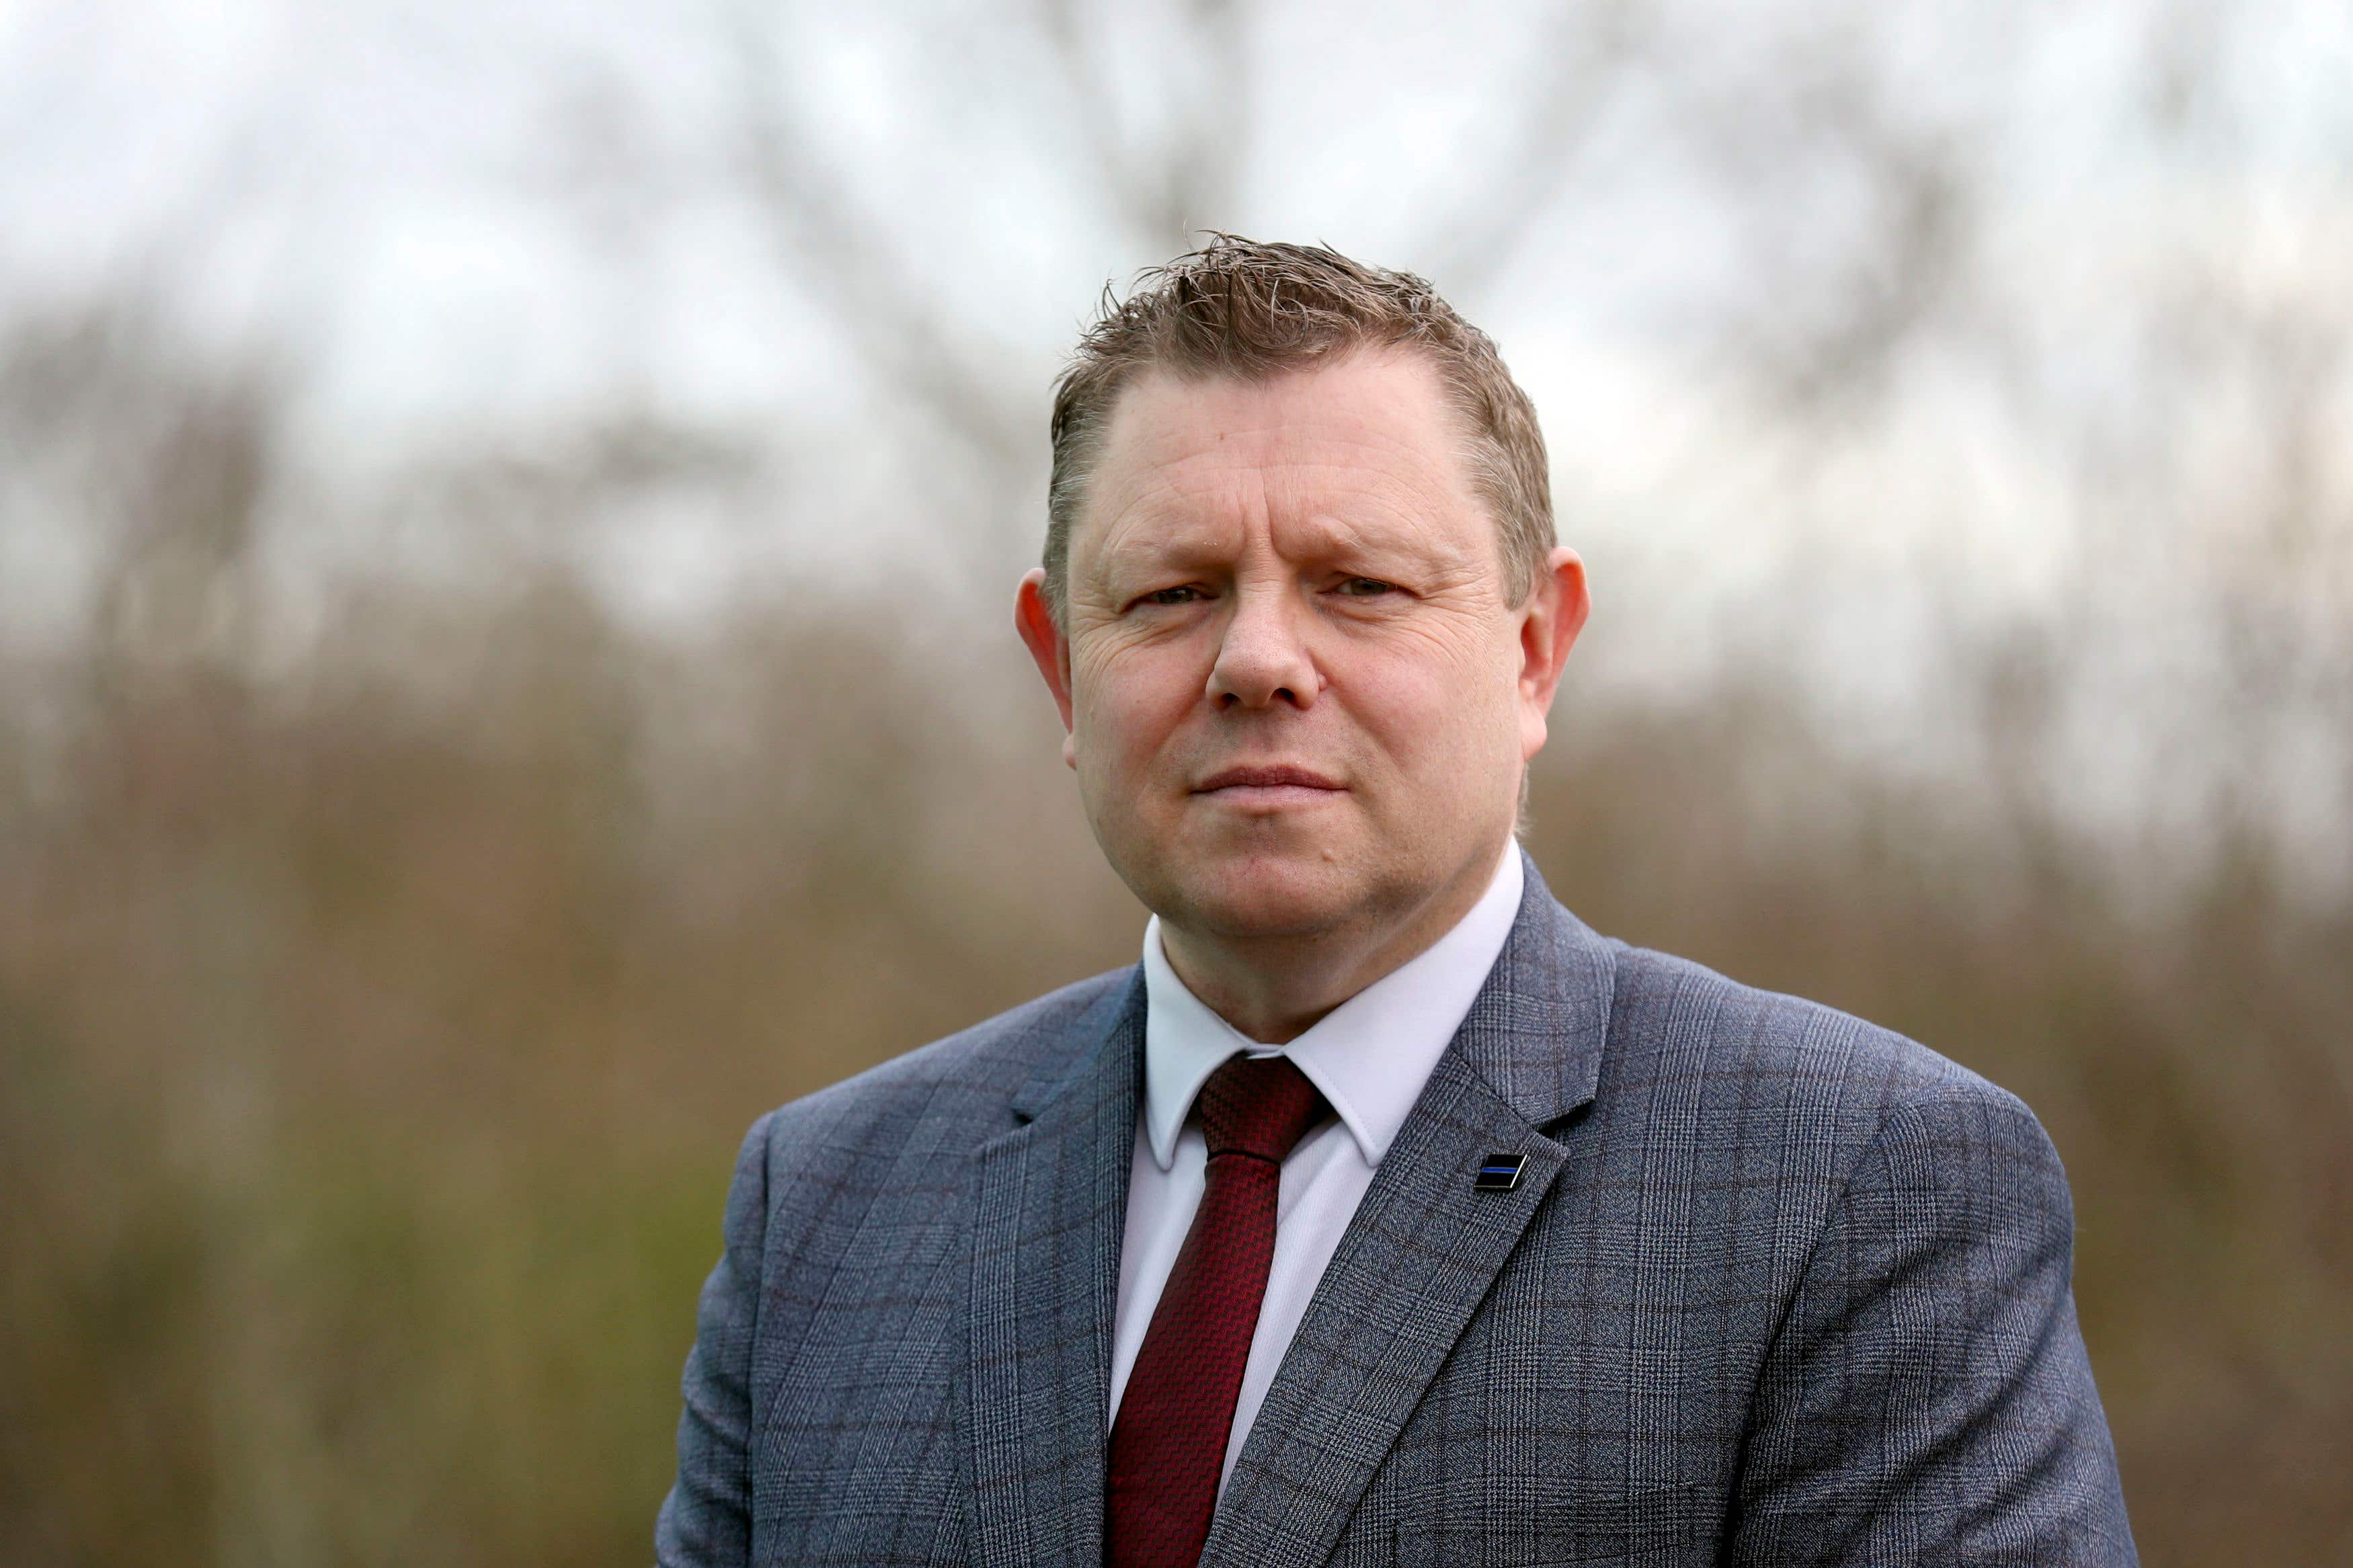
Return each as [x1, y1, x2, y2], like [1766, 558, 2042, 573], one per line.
[656, 237, 2136, 1566]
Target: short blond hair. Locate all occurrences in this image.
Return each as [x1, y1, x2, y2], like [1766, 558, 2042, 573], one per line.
[1043, 235, 1554, 626]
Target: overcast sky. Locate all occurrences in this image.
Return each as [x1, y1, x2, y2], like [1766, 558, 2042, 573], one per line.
[4, 1, 2341, 443]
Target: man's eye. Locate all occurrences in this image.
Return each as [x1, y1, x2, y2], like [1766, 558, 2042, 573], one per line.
[1336, 577, 1397, 597]
[1142, 585, 1202, 606]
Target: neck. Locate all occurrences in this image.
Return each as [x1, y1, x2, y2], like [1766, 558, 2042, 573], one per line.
[1158, 839, 1513, 1044]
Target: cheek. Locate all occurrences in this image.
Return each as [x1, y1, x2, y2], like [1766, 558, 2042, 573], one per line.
[1348, 633, 1515, 757]
[1072, 643, 1203, 771]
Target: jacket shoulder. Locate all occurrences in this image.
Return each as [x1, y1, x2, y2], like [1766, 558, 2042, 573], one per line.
[1597, 937, 2041, 1153]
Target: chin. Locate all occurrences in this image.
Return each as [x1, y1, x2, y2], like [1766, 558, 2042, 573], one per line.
[1162, 852, 1365, 939]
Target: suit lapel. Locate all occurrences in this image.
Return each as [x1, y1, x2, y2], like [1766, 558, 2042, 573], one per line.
[967, 971, 1145, 1568]
[1199, 856, 1618, 1568]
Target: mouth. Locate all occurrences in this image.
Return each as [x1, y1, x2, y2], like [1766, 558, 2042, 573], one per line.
[1193, 764, 1346, 804]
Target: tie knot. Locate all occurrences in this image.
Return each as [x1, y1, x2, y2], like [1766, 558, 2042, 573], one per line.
[1197, 1053, 1327, 1163]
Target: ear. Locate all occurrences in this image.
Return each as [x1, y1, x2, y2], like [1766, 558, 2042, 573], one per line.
[1515, 546, 1590, 762]
[1014, 567, 1079, 769]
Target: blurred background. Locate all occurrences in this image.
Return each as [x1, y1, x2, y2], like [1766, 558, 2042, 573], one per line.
[1, 0, 2348, 1562]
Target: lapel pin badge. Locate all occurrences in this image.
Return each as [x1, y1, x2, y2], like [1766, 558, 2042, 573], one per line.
[1472, 1153, 1526, 1192]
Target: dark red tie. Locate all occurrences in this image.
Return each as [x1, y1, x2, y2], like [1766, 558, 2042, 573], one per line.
[1105, 1053, 1328, 1568]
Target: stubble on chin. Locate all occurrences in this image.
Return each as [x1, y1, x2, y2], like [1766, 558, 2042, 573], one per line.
[1141, 827, 1427, 946]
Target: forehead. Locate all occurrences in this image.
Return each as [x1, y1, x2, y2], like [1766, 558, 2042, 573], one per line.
[1076, 349, 1490, 566]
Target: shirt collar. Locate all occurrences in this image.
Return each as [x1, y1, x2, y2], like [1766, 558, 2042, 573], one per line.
[1139, 844, 1525, 1172]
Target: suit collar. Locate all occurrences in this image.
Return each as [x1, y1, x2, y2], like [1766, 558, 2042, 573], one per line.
[1199, 854, 1619, 1566]
[971, 856, 1618, 1568]
[1452, 848, 1616, 1130]
[969, 970, 1143, 1568]
[1006, 966, 1143, 1124]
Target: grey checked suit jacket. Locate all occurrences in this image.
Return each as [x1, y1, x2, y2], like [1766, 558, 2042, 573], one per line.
[657, 854, 2137, 1565]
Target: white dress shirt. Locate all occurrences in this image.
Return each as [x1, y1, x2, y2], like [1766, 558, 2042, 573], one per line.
[1107, 845, 1525, 1489]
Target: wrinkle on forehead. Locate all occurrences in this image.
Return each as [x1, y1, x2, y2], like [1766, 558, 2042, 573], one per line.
[1068, 352, 1497, 603]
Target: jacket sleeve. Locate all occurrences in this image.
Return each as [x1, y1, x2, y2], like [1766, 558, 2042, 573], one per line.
[1726, 1084, 2139, 1565]
[655, 1112, 774, 1567]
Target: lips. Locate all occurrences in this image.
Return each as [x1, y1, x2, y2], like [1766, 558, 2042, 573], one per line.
[1193, 765, 1344, 792]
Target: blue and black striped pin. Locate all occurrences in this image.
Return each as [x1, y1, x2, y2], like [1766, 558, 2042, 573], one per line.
[1472, 1153, 1526, 1192]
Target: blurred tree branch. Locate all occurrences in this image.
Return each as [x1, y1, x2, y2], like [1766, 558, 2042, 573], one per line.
[1412, 0, 1650, 302]
[717, 0, 1035, 480]
[1034, 0, 1251, 253]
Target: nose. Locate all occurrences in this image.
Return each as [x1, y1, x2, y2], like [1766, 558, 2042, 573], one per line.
[1205, 582, 1320, 710]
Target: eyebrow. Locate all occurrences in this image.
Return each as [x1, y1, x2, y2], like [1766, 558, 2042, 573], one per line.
[1096, 502, 1455, 573]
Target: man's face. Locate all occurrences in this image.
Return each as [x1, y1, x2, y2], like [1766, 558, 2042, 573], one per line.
[1017, 349, 1585, 948]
